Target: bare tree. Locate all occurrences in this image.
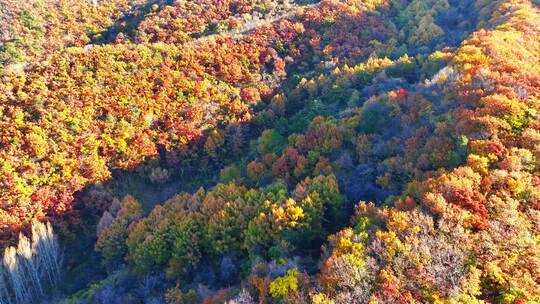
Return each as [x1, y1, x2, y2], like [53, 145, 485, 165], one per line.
[97, 211, 115, 235]
[3, 247, 27, 304]
[0, 263, 12, 304]
[31, 220, 62, 289]
[16, 233, 43, 297]
[227, 289, 255, 304]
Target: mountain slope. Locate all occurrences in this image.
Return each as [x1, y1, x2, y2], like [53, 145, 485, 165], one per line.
[0, 0, 539, 303]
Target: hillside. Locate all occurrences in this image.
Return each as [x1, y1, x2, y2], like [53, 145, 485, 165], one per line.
[0, 0, 539, 303]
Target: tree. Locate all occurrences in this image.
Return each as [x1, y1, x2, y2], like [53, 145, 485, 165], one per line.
[31, 220, 62, 289]
[257, 129, 286, 155]
[227, 289, 255, 304]
[205, 130, 226, 159]
[95, 220, 130, 269]
[408, 14, 444, 47]
[247, 161, 266, 184]
[269, 268, 299, 298]
[96, 195, 142, 269]
[272, 148, 307, 183]
[298, 116, 343, 154]
[16, 234, 42, 297]
[166, 218, 205, 278]
[3, 247, 27, 304]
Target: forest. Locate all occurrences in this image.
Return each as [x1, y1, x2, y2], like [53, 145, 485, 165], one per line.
[0, 0, 539, 303]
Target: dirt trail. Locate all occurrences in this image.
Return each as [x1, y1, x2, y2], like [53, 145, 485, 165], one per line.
[189, 1, 320, 46]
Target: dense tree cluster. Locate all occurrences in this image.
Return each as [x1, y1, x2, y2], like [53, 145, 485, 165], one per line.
[0, 0, 147, 66]
[1, 0, 540, 303]
[0, 0, 402, 243]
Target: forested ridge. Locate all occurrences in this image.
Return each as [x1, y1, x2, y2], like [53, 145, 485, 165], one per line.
[0, 0, 539, 303]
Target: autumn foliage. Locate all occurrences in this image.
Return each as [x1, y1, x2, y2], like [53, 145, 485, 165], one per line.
[1, 0, 540, 303]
